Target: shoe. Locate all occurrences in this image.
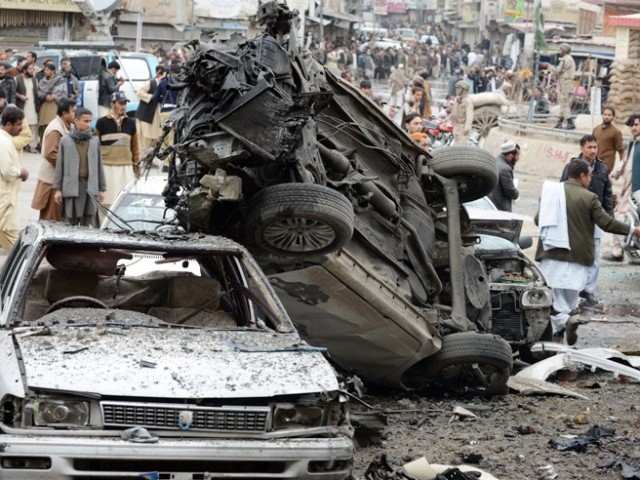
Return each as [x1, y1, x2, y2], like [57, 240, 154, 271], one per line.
[564, 120, 576, 131]
[602, 253, 624, 262]
[554, 122, 564, 129]
[566, 317, 579, 346]
[579, 291, 599, 307]
[552, 329, 565, 343]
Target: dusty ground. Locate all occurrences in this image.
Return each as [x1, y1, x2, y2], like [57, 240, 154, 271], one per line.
[351, 169, 640, 480]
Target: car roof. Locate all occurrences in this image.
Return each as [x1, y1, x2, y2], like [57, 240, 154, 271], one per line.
[26, 221, 247, 254]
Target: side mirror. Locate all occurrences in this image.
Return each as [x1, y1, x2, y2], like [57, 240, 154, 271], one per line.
[518, 235, 533, 250]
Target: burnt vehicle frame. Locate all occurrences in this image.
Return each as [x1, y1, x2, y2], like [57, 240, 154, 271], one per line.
[146, 1, 516, 393]
[0, 222, 353, 479]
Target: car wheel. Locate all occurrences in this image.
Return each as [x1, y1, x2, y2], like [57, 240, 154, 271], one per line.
[247, 183, 354, 255]
[424, 332, 513, 395]
[428, 146, 498, 202]
[473, 106, 501, 138]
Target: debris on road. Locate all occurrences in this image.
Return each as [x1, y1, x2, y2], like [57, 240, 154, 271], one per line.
[508, 343, 640, 397]
[548, 425, 615, 452]
[449, 406, 477, 422]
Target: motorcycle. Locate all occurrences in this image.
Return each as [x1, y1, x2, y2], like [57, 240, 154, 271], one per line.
[424, 116, 454, 150]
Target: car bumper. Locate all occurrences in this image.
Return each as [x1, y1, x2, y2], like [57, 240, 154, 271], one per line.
[0, 435, 354, 479]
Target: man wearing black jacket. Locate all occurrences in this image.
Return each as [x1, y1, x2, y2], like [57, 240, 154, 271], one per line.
[135, 65, 166, 149]
[560, 134, 613, 307]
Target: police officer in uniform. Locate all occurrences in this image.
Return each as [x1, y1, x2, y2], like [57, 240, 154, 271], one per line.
[542, 43, 576, 130]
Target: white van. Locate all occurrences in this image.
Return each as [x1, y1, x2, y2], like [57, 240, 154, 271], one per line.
[395, 27, 417, 42]
[357, 25, 388, 39]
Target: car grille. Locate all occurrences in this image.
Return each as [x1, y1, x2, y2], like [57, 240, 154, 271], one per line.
[490, 291, 525, 341]
[101, 402, 270, 432]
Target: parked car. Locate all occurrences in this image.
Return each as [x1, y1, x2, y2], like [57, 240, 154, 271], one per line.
[355, 24, 389, 39]
[358, 37, 403, 51]
[148, 1, 514, 394]
[0, 222, 353, 479]
[394, 27, 417, 43]
[419, 35, 440, 46]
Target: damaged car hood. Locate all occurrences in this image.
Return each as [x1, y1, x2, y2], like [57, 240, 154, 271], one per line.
[14, 325, 338, 398]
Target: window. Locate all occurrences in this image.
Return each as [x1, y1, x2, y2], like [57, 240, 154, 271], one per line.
[120, 58, 151, 81]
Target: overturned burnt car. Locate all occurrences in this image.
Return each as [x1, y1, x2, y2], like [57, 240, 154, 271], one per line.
[150, 2, 516, 393]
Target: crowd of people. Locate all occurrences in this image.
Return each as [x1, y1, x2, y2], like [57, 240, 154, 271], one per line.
[0, 47, 180, 253]
[485, 106, 640, 346]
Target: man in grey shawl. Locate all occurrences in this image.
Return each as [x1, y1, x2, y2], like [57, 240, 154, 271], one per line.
[53, 108, 106, 227]
[37, 63, 67, 145]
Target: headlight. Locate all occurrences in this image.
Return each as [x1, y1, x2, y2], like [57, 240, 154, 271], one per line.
[520, 288, 553, 309]
[272, 404, 324, 430]
[27, 399, 89, 427]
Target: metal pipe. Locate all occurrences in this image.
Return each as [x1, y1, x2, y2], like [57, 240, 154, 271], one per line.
[438, 175, 473, 333]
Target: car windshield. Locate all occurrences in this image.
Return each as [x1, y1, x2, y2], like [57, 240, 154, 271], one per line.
[18, 244, 290, 333]
[104, 192, 177, 231]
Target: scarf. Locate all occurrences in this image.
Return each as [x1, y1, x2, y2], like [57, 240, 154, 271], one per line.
[69, 126, 93, 143]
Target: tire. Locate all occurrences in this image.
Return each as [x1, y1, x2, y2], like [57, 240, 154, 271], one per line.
[425, 332, 513, 395]
[473, 106, 501, 138]
[247, 183, 354, 255]
[428, 146, 498, 202]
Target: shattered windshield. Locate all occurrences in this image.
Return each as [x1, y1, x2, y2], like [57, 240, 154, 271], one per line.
[18, 244, 290, 333]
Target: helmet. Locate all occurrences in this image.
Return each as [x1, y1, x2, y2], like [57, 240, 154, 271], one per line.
[559, 43, 571, 53]
[456, 80, 470, 92]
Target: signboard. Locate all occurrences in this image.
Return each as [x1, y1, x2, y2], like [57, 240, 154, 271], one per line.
[387, 0, 405, 14]
[1, 0, 80, 12]
[194, 0, 258, 20]
[374, 0, 387, 15]
[123, 0, 187, 25]
[502, 0, 526, 22]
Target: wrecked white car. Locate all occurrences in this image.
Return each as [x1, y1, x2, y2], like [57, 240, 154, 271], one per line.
[0, 222, 353, 479]
[148, 1, 514, 394]
[468, 206, 553, 355]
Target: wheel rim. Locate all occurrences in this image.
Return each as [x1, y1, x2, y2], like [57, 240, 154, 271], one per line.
[262, 218, 337, 252]
[436, 361, 505, 386]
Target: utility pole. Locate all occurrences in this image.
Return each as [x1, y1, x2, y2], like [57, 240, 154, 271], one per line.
[319, 0, 324, 50]
[190, 0, 196, 41]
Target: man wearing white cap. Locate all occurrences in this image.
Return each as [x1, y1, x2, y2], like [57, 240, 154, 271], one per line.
[488, 140, 520, 212]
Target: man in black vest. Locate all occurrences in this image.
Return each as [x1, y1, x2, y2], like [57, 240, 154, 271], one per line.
[135, 65, 166, 149]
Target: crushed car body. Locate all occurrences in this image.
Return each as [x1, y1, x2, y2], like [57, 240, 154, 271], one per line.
[0, 222, 353, 479]
[144, 1, 518, 393]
